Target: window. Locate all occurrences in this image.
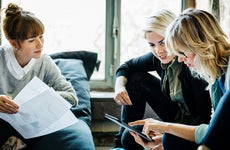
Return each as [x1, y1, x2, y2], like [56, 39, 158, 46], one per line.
[1, 0, 113, 91]
[220, 0, 230, 39]
[120, 0, 181, 64]
[1, 0, 182, 91]
[195, 0, 230, 39]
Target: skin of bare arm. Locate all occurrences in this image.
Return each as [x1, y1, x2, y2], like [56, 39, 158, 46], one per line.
[129, 118, 198, 142]
[114, 76, 132, 105]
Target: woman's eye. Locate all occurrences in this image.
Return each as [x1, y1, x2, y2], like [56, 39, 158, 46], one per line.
[160, 40, 165, 45]
[28, 39, 34, 43]
[149, 43, 155, 47]
[178, 51, 187, 57]
[39, 35, 44, 39]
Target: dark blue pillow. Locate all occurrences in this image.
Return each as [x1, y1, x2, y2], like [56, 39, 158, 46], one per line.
[50, 51, 98, 126]
[50, 51, 98, 80]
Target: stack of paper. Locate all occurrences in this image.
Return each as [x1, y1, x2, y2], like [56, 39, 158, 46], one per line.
[0, 76, 78, 139]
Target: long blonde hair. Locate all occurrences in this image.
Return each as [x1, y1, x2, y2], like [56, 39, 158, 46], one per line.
[166, 8, 230, 85]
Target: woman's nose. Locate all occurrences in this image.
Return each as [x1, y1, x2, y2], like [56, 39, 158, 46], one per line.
[177, 56, 185, 62]
[154, 45, 164, 54]
[37, 39, 43, 48]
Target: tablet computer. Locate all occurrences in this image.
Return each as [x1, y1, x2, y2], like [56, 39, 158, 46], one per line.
[104, 114, 154, 142]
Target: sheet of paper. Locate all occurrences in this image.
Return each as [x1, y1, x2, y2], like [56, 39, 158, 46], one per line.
[0, 76, 78, 139]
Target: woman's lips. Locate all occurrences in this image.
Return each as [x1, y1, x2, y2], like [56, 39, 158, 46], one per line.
[158, 55, 167, 60]
[34, 50, 42, 53]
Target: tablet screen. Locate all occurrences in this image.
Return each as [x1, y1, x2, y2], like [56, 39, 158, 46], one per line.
[104, 114, 154, 142]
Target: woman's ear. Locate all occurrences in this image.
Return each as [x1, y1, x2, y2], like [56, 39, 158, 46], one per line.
[8, 40, 19, 49]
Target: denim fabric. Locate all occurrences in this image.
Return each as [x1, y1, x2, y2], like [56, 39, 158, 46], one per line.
[32, 120, 95, 150]
[0, 120, 95, 150]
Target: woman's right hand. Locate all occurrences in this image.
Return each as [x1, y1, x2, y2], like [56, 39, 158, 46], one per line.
[114, 76, 132, 105]
[130, 131, 164, 150]
[0, 95, 19, 114]
[114, 86, 132, 105]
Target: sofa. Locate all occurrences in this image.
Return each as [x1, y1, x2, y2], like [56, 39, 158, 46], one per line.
[50, 51, 98, 126]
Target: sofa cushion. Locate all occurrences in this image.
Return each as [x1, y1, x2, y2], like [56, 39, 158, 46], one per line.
[50, 51, 98, 126]
[50, 51, 98, 80]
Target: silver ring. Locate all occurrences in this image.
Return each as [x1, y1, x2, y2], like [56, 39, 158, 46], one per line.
[117, 100, 121, 103]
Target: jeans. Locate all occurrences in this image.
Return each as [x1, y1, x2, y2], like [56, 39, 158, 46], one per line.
[0, 119, 95, 150]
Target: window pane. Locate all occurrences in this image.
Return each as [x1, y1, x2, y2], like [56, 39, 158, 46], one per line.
[220, 0, 230, 39]
[1, 0, 105, 80]
[120, 0, 181, 64]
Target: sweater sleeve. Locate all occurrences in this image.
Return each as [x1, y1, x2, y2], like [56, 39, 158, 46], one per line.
[40, 55, 78, 106]
[195, 124, 209, 144]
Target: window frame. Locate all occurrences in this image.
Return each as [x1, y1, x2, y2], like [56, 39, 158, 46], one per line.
[0, 0, 120, 91]
[1, 0, 202, 92]
[90, 0, 121, 91]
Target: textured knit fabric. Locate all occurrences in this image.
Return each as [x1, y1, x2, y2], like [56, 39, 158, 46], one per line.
[0, 45, 77, 105]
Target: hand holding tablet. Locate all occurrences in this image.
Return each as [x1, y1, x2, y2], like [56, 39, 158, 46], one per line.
[104, 114, 154, 142]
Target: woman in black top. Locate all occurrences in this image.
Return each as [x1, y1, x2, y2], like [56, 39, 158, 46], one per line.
[113, 9, 211, 150]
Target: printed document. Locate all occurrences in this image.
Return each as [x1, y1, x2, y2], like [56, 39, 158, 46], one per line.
[0, 76, 78, 139]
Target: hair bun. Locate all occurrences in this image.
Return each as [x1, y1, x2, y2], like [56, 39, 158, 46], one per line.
[5, 3, 21, 17]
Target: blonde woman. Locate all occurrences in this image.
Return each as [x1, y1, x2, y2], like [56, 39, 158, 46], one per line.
[130, 8, 230, 150]
[113, 9, 211, 150]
